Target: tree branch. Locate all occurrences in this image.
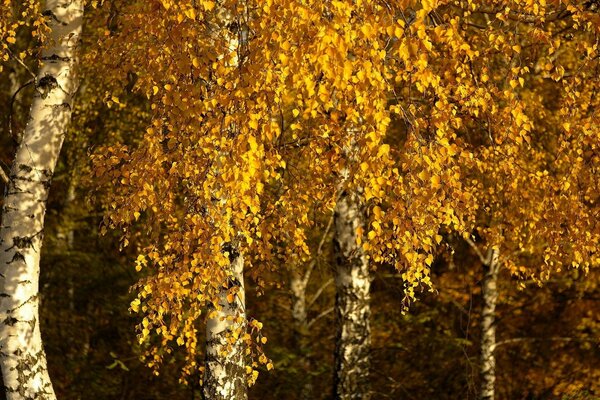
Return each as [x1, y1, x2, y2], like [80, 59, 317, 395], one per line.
[492, 336, 599, 352]
[0, 165, 9, 184]
[6, 47, 37, 81]
[302, 207, 336, 287]
[307, 278, 333, 311]
[307, 307, 334, 329]
[464, 236, 488, 265]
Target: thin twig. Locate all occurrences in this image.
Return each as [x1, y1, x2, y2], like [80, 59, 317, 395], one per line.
[6, 47, 37, 81]
[492, 336, 599, 352]
[302, 208, 336, 287]
[306, 278, 333, 311]
[307, 307, 334, 329]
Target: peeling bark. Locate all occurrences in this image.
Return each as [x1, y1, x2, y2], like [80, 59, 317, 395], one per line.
[203, 253, 247, 400]
[333, 192, 371, 400]
[479, 248, 500, 400]
[0, 1, 83, 399]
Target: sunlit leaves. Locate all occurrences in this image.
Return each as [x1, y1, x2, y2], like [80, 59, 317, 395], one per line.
[85, 0, 600, 384]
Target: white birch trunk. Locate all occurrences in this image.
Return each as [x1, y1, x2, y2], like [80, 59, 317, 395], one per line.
[0, 1, 83, 398]
[290, 271, 314, 400]
[204, 253, 247, 400]
[480, 248, 499, 400]
[202, 7, 248, 399]
[333, 192, 371, 400]
[290, 273, 308, 336]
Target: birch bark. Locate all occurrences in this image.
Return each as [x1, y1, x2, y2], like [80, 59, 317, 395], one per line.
[333, 192, 371, 400]
[203, 253, 247, 400]
[203, 9, 247, 397]
[480, 248, 499, 400]
[0, 1, 83, 399]
[290, 271, 314, 400]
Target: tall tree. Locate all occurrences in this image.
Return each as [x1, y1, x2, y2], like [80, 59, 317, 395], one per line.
[202, 7, 249, 399]
[0, 0, 83, 399]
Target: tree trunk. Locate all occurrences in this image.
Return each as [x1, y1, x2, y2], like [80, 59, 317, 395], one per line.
[204, 253, 247, 400]
[0, 1, 83, 399]
[290, 271, 313, 400]
[333, 192, 371, 400]
[480, 248, 499, 400]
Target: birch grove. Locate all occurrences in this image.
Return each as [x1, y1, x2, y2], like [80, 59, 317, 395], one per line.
[1, 0, 599, 399]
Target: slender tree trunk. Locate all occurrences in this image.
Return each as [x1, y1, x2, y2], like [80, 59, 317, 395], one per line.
[480, 248, 499, 400]
[290, 271, 314, 400]
[290, 272, 308, 338]
[202, 7, 248, 398]
[204, 253, 247, 400]
[333, 192, 371, 400]
[0, 1, 83, 399]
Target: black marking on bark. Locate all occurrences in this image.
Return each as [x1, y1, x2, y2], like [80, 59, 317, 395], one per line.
[41, 54, 71, 62]
[11, 235, 34, 249]
[50, 102, 72, 111]
[221, 242, 240, 262]
[42, 9, 68, 25]
[8, 294, 37, 313]
[37, 74, 59, 98]
[18, 164, 32, 173]
[7, 252, 25, 264]
[3, 316, 18, 326]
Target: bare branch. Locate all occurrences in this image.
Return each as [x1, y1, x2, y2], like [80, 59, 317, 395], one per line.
[6, 47, 37, 81]
[302, 207, 336, 287]
[492, 336, 599, 352]
[307, 278, 333, 311]
[464, 236, 488, 265]
[307, 307, 334, 329]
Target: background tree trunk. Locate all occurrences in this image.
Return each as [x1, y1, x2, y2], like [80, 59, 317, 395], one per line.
[290, 271, 314, 400]
[480, 248, 499, 400]
[0, 1, 83, 399]
[204, 253, 247, 400]
[333, 192, 371, 400]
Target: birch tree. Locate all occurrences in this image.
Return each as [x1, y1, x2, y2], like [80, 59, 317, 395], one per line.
[87, 0, 599, 392]
[0, 0, 83, 399]
[466, 239, 500, 400]
[333, 192, 371, 400]
[204, 251, 247, 400]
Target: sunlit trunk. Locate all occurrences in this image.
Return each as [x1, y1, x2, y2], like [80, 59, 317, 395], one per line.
[0, 1, 83, 399]
[202, 7, 248, 399]
[480, 248, 499, 400]
[333, 192, 371, 400]
[204, 253, 247, 400]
